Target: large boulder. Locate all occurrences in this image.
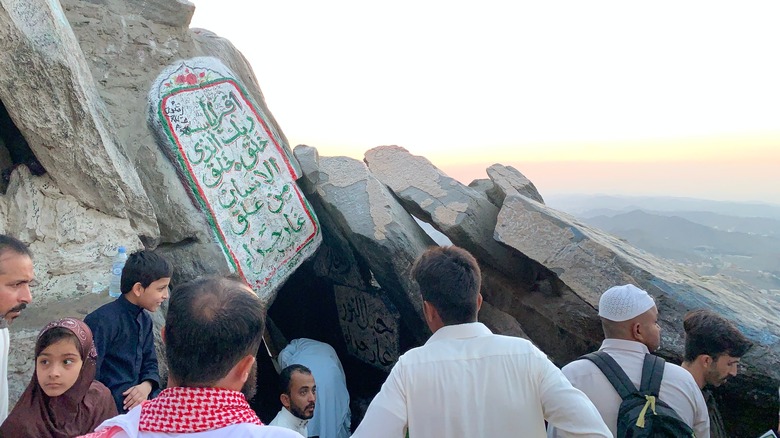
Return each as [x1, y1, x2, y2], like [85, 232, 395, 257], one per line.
[295, 145, 433, 344]
[364, 146, 602, 361]
[0, 0, 158, 238]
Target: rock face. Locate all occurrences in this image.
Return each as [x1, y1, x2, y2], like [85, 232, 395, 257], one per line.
[0, 0, 158, 238]
[295, 145, 432, 345]
[0, 0, 312, 410]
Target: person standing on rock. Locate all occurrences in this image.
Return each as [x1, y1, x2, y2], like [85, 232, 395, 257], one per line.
[681, 309, 753, 438]
[352, 245, 611, 438]
[84, 250, 171, 414]
[79, 276, 302, 438]
[0, 234, 35, 422]
[548, 284, 710, 438]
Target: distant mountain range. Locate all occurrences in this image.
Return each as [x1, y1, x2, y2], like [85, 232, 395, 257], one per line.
[547, 194, 780, 220]
[546, 195, 780, 291]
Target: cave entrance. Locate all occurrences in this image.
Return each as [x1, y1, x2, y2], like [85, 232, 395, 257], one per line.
[250, 260, 406, 432]
[0, 99, 45, 194]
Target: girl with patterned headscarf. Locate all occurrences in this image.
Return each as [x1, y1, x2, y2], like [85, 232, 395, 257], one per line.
[0, 317, 118, 437]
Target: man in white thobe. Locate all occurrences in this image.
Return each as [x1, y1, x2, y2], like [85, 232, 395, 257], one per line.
[352, 246, 611, 438]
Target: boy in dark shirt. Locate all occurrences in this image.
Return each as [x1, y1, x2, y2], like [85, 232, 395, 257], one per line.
[85, 250, 172, 414]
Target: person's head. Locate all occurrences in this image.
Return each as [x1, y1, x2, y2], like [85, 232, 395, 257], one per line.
[0, 234, 34, 323]
[412, 246, 483, 331]
[598, 284, 661, 352]
[121, 250, 172, 312]
[683, 309, 752, 387]
[164, 276, 264, 400]
[279, 364, 316, 420]
[34, 318, 97, 398]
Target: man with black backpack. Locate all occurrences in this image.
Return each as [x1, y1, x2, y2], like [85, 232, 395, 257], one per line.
[548, 284, 710, 438]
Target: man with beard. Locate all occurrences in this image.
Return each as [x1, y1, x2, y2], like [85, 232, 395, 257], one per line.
[681, 309, 753, 438]
[81, 276, 302, 437]
[0, 235, 34, 422]
[269, 365, 316, 436]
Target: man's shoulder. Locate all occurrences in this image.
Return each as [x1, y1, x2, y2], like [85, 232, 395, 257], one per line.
[85, 300, 121, 324]
[661, 361, 700, 390]
[220, 423, 304, 437]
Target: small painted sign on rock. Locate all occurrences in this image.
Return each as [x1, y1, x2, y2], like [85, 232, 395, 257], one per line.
[335, 285, 400, 371]
[149, 57, 320, 299]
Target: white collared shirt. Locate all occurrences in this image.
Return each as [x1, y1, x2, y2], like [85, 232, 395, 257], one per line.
[352, 322, 611, 438]
[0, 327, 8, 423]
[269, 407, 309, 437]
[549, 338, 710, 438]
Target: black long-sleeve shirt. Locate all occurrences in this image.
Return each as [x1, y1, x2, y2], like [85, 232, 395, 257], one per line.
[84, 294, 160, 414]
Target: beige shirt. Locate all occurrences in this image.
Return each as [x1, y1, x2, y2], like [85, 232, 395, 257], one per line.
[353, 323, 611, 438]
[549, 339, 709, 438]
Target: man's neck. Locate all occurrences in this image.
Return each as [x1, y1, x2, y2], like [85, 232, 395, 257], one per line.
[681, 361, 706, 389]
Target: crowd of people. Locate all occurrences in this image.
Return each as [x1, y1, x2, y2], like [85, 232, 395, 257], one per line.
[0, 233, 765, 437]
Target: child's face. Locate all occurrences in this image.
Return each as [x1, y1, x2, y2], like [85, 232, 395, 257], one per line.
[137, 277, 171, 312]
[36, 338, 82, 397]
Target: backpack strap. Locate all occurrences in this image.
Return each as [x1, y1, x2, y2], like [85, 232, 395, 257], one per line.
[581, 351, 638, 400]
[639, 354, 665, 396]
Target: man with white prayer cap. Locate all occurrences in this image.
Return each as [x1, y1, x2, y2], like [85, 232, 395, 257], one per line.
[548, 284, 711, 438]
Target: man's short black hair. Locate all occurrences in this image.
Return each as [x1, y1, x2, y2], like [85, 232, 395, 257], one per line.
[165, 276, 265, 386]
[120, 250, 173, 294]
[0, 234, 32, 267]
[683, 309, 753, 362]
[279, 364, 312, 395]
[411, 245, 481, 325]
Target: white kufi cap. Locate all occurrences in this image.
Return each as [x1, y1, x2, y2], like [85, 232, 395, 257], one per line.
[598, 284, 655, 322]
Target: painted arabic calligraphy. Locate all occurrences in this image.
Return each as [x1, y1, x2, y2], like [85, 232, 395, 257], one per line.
[335, 286, 400, 371]
[151, 58, 321, 297]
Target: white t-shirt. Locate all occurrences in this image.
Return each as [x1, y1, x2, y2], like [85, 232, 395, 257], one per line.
[352, 322, 611, 438]
[0, 327, 9, 423]
[548, 338, 710, 438]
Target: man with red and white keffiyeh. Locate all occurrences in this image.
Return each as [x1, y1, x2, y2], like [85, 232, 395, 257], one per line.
[78, 277, 302, 438]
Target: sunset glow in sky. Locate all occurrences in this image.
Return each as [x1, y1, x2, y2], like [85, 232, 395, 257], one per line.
[190, 1, 780, 203]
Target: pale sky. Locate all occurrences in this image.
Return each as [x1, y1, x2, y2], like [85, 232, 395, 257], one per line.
[190, 1, 780, 204]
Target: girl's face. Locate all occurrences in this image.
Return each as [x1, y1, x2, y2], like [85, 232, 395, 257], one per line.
[36, 338, 82, 397]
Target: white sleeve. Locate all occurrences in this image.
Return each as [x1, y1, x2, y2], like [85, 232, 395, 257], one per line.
[537, 356, 613, 438]
[351, 363, 407, 438]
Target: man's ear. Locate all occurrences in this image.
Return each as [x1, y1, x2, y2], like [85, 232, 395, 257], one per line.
[476, 293, 483, 312]
[131, 282, 144, 297]
[702, 354, 714, 367]
[235, 354, 255, 383]
[280, 392, 291, 409]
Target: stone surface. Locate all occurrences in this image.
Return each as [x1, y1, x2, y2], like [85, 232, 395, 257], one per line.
[335, 285, 400, 372]
[147, 57, 321, 301]
[0, 0, 159, 239]
[485, 164, 544, 204]
[364, 146, 533, 282]
[295, 145, 432, 343]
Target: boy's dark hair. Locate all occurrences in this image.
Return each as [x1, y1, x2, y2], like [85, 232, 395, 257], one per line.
[279, 364, 312, 395]
[0, 234, 32, 266]
[165, 276, 265, 386]
[120, 250, 173, 294]
[411, 245, 481, 325]
[683, 309, 753, 362]
[36, 327, 79, 358]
